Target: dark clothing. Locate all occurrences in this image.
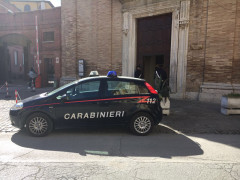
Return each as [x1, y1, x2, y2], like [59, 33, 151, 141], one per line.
[28, 78, 36, 87]
[134, 69, 144, 79]
[155, 67, 167, 81]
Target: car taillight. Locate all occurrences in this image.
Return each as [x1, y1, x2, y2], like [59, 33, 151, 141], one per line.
[144, 82, 158, 94]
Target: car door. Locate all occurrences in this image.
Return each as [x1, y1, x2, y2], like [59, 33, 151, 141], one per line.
[98, 79, 144, 125]
[53, 79, 103, 128]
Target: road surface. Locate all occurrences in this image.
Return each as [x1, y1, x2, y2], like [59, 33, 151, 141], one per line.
[0, 129, 239, 180]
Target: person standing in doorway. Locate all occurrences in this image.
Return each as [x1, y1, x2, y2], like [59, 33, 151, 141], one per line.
[134, 65, 144, 79]
[154, 64, 167, 91]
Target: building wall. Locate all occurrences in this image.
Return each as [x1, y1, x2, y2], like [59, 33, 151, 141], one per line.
[61, 0, 240, 101]
[0, 7, 61, 86]
[10, 1, 52, 11]
[187, 0, 240, 100]
[61, 0, 122, 82]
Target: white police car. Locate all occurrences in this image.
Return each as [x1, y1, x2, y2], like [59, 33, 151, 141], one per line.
[10, 71, 162, 136]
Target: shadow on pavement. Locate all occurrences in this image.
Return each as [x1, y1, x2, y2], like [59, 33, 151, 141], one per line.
[189, 134, 240, 149]
[11, 125, 203, 158]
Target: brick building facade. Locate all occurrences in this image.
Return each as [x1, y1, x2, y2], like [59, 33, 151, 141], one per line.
[0, 7, 61, 87]
[61, 0, 240, 102]
[61, 0, 122, 83]
[187, 0, 240, 101]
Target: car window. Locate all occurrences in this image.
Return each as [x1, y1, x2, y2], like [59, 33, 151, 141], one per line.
[56, 80, 100, 100]
[48, 80, 78, 96]
[106, 80, 149, 96]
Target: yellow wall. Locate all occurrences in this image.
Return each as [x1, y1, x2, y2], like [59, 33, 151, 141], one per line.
[10, 1, 53, 11]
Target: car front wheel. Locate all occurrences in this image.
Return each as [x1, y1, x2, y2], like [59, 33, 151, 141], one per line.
[26, 113, 53, 137]
[130, 112, 153, 136]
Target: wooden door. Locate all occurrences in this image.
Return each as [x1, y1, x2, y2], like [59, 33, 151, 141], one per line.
[137, 13, 172, 83]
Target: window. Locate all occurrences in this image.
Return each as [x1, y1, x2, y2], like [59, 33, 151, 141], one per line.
[107, 80, 149, 96]
[14, 51, 18, 66]
[24, 4, 31, 12]
[57, 81, 100, 101]
[43, 32, 54, 42]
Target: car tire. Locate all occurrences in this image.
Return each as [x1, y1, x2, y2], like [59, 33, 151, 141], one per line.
[26, 113, 53, 137]
[130, 112, 153, 136]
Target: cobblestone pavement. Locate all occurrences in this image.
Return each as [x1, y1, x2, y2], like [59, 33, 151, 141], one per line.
[0, 83, 53, 132]
[0, 83, 240, 134]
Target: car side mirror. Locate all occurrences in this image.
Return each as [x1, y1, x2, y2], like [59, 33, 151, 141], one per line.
[56, 95, 68, 102]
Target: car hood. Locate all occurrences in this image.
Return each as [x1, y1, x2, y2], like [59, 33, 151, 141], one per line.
[22, 92, 48, 104]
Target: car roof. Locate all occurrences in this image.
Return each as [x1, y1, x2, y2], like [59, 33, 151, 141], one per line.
[77, 76, 146, 83]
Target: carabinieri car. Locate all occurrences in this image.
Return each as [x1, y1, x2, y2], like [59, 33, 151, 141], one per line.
[10, 71, 162, 137]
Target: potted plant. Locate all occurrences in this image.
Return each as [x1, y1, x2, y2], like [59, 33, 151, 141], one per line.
[221, 93, 240, 115]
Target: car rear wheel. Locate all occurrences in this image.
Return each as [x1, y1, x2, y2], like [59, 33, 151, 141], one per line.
[26, 113, 53, 137]
[130, 112, 153, 136]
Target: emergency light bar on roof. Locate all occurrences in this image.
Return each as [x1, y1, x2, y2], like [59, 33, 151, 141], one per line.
[107, 71, 117, 78]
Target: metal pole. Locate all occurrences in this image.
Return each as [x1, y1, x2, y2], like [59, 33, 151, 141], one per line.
[35, 16, 40, 75]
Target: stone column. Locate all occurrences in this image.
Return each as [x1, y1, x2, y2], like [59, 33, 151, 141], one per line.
[122, 11, 129, 76]
[177, 0, 190, 97]
[122, 11, 136, 77]
[169, 9, 180, 93]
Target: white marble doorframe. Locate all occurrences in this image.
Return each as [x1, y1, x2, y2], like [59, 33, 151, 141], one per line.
[121, 0, 190, 98]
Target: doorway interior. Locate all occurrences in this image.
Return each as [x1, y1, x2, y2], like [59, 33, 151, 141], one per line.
[43, 58, 55, 87]
[137, 13, 172, 87]
[0, 34, 31, 84]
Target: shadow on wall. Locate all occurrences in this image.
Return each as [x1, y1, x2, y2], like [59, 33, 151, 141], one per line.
[11, 125, 203, 158]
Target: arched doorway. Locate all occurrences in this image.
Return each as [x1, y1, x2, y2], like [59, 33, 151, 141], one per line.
[0, 34, 32, 84]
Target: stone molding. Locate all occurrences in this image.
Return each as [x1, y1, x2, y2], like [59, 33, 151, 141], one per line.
[201, 83, 240, 91]
[122, 12, 129, 35]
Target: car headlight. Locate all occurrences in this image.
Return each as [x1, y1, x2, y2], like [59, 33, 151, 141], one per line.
[11, 102, 23, 110]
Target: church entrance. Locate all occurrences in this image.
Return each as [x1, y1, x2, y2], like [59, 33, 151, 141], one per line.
[137, 13, 172, 87]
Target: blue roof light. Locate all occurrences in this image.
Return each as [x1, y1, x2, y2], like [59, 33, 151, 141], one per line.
[107, 71, 117, 78]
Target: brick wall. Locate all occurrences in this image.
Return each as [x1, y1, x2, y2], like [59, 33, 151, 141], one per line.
[61, 0, 77, 78]
[61, 0, 122, 79]
[187, 0, 240, 92]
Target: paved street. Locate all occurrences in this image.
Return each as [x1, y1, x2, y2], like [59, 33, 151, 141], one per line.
[0, 132, 239, 179]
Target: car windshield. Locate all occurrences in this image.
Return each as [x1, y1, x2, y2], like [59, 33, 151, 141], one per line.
[47, 80, 79, 96]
